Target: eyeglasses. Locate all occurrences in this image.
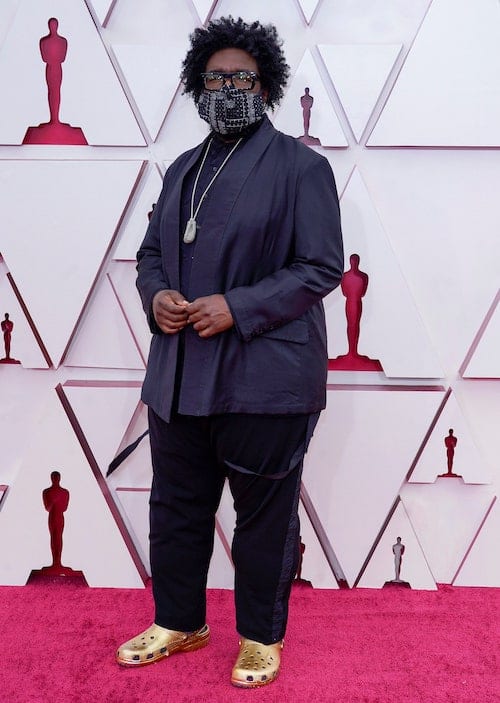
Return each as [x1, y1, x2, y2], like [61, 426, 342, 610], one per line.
[201, 70, 261, 91]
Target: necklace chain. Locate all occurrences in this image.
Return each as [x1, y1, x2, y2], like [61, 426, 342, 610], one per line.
[183, 137, 243, 244]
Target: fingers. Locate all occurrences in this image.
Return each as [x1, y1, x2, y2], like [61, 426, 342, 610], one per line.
[185, 294, 233, 338]
[153, 289, 189, 334]
[166, 290, 189, 306]
[152, 292, 233, 337]
[154, 289, 189, 312]
[156, 317, 187, 334]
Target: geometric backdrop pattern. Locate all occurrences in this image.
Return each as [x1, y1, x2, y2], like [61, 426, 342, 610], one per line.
[0, 0, 498, 590]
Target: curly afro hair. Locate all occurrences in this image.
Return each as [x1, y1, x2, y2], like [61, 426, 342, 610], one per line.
[181, 16, 290, 110]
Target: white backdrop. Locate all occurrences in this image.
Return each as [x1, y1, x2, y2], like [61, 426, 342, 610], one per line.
[0, 0, 498, 590]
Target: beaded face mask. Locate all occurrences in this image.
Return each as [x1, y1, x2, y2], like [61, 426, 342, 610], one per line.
[197, 85, 265, 135]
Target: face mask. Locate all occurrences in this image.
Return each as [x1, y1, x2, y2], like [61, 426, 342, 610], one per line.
[197, 85, 265, 135]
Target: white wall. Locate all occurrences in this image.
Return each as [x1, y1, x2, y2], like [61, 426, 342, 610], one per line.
[0, 0, 498, 589]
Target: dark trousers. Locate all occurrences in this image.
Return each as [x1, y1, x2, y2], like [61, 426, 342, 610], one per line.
[148, 409, 314, 644]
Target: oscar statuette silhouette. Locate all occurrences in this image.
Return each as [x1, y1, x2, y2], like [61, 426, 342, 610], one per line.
[383, 537, 411, 588]
[23, 18, 88, 145]
[29, 472, 85, 583]
[438, 429, 462, 479]
[297, 87, 321, 146]
[329, 254, 383, 371]
[0, 313, 21, 364]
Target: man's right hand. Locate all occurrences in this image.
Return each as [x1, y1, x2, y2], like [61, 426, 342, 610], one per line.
[152, 289, 189, 334]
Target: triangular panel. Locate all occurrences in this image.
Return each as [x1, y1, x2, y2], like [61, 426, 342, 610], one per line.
[0, 369, 58, 486]
[319, 44, 402, 142]
[358, 501, 437, 590]
[114, 488, 150, 574]
[113, 165, 164, 261]
[0, 389, 144, 587]
[325, 169, 443, 378]
[62, 382, 142, 475]
[207, 527, 234, 589]
[213, 480, 236, 560]
[401, 481, 495, 583]
[107, 261, 151, 365]
[410, 392, 492, 484]
[303, 386, 445, 586]
[0, 272, 48, 368]
[157, 93, 210, 159]
[0, 0, 145, 145]
[359, 151, 500, 375]
[111, 44, 181, 141]
[296, 502, 339, 588]
[454, 498, 500, 587]
[208, 481, 236, 588]
[368, 0, 500, 146]
[108, 401, 152, 489]
[89, 0, 115, 26]
[321, 157, 354, 199]
[0, 160, 142, 366]
[273, 49, 348, 147]
[192, 0, 219, 24]
[462, 292, 500, 378]
[296, 0, 321, 25]
[64, 274, 144, 370]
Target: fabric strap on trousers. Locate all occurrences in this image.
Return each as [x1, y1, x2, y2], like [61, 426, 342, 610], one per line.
[106, 430, 149, 476]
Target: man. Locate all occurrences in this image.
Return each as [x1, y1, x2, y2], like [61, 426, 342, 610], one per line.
[117, 17, 343, 688]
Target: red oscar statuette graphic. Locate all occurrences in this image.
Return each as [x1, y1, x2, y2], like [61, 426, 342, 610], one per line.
[0, 313, 21, 364]
[23, 18, 88, 145]
[329, 253, 383, 371]
[29, 471, 85, 583]
[297, 87, 321, 146]
[438, 429, 462, 479]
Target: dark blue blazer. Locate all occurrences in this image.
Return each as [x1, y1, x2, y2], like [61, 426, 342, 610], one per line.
[137, 115, 344, 421]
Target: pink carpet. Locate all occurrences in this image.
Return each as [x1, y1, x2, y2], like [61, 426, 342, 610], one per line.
[1, 580, 498, 702]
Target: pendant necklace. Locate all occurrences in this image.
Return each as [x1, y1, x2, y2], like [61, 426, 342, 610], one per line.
[183, 136, 243, 244]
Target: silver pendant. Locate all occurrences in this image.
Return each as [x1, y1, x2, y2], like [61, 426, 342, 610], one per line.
[183, 217, 197, 244]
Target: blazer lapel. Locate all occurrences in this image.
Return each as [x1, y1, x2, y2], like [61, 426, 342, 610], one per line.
[188, 116, 278, 297]
[162, 116, 277, 293]
[214, 115, 277, 229]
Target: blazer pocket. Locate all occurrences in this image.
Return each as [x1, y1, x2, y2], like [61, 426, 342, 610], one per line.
[261, 318, 309, 344]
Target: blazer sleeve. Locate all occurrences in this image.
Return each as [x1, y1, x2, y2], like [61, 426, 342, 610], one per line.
[224, 156, 344, 342]
[136, 172, 172, 333]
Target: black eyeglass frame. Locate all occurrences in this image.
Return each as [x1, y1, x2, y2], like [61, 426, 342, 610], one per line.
[200, 70, 261, 91]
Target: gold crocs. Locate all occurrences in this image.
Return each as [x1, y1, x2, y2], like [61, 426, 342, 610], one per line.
[230, 637, 283, 687]
[116, 623, 210, 666]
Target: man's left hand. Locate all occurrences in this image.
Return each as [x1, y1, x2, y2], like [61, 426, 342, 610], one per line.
[186, 294, 234, 338]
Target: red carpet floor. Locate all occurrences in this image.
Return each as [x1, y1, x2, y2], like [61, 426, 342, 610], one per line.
[1, 580, 498, 703]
